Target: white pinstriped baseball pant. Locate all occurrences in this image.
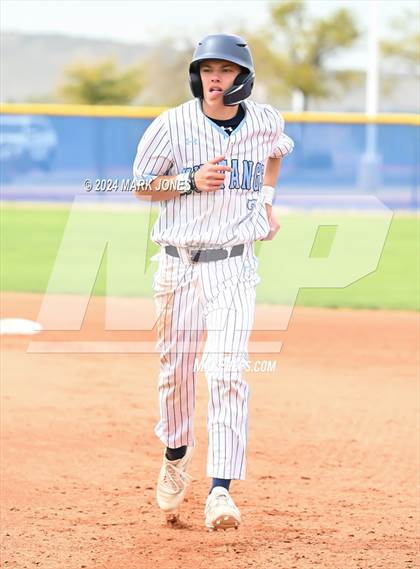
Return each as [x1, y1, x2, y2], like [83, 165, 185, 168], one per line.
[152, 243, 259, 480]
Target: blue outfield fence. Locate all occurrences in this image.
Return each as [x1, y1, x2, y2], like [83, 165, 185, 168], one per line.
[0, 105, 418, 210]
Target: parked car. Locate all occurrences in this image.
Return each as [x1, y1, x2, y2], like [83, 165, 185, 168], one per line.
[0, 115, 58, 178]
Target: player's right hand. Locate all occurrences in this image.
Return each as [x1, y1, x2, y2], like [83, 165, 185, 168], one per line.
[261, 204, 281, 241]
[194, 155, 232, 193]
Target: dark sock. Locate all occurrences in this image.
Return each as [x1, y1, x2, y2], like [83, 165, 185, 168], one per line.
[210, 478, 231, 493]
[165, 445, 187, 461]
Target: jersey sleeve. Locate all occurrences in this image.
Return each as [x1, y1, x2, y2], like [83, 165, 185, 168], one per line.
[132, 112, 173, 183]
[269, 108, 294, 159]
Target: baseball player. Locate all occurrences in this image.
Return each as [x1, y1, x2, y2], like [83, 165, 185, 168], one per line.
[133, 33, 294, 531]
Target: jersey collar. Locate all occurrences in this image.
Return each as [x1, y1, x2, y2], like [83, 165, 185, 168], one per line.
[196, 98, 248, 139]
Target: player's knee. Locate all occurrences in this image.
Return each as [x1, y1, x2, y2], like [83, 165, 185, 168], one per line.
[204, 351, 249, 382]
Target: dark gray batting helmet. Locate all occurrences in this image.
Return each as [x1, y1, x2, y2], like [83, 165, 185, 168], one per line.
[189, 34, 255, 106]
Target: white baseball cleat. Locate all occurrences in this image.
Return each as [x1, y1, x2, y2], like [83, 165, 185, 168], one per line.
[204, 486, 241, 531]
[156, 447, 193, 517]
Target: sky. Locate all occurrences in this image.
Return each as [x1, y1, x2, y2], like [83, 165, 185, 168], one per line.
[1, 0, 418, 68]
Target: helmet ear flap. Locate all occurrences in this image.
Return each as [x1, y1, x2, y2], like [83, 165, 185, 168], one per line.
[188, 62, 203, 98]
[233, 68, 249, 86]
[223, 71, 255, 106]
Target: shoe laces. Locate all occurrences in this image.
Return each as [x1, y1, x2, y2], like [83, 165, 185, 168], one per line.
[215, 493, 230, 505]
[162, 460, 193, 493]
[208, 490, 236, 512]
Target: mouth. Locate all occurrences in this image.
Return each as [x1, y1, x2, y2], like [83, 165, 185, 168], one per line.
[209, 87, 223, 93]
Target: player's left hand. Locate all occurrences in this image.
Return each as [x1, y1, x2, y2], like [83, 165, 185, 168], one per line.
[261, 204, 280, 241]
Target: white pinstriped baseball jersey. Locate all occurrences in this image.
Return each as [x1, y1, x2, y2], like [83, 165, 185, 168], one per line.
[133, 98, 294, 248]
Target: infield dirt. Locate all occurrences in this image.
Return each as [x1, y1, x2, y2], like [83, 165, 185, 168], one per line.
[1, 292, 418, 569]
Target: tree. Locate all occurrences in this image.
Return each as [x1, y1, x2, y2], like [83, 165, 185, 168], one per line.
[137, 42, 194, 107]
[381, 8, 420, 73]
[58, 58, 144, 105]
[247, 0, 360, 110]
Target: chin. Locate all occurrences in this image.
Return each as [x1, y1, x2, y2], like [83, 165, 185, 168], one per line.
[206, 94, 224, 104]
[203, 97, 217, 106]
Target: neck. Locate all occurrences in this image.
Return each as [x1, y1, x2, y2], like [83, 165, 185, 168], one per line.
[202, 99, 239, 120]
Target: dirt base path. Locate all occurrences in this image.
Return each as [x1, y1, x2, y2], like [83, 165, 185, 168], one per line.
[1, 292, 418, 569]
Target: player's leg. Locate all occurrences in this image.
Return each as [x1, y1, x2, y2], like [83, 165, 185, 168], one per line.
[153, 253, 205, 449]
[202, 246, 258, 480]
[200, 246, 259, 530]
[203, 280, 256, 530]
[153, 252, 205, 516]
[202, 248, 258, 465]
[203, 280, 255, 481]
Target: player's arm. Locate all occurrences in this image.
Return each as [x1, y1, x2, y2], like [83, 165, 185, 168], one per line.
[133, 175, 181, 203]
[133, 156, 231, 203]
[261, 156, 282, 241]
[261, 107, 294, 241]
[264, 156, 282, 187]
[132, 113, 181, 202]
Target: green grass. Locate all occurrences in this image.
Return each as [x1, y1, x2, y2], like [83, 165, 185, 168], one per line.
[1, 203, 418, 310]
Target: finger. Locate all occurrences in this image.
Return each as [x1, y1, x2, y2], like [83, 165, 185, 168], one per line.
[262, 233, 274, 241]
[207, 174, 226, 182]
[261, 229, 276, 241]
[210, 165, 232, 173]
[208, 155, 226, 164]
[204, 184, 223, 192]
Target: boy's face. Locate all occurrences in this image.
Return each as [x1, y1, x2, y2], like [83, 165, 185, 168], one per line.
[199, 59, 242, 104]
